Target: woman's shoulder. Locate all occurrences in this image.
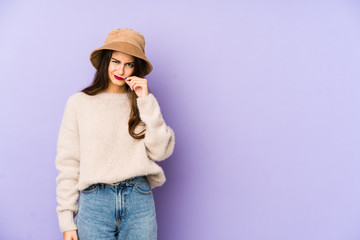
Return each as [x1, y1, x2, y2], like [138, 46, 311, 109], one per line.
[68, 91, 90, 101]
[64, 91, 89, 108]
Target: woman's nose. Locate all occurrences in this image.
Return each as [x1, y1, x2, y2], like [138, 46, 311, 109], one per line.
[117, 65, 124, 75]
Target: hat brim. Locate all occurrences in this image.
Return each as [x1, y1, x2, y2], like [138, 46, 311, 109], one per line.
[89, 41, 153, 76]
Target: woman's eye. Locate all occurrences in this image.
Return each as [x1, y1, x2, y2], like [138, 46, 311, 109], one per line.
[112, 60, 119, 64]
[126, 63, 134, 68]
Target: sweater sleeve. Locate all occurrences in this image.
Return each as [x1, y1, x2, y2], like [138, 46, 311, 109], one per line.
[136, 93, 175, 161]
[55, 95, 80, 232]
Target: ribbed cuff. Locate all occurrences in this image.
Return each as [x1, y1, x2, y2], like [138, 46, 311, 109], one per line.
[136, 93, 164, 126]
[58, 210, 77, 232]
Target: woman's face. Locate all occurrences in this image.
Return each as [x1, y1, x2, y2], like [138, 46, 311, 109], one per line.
[107, 51, 135, 92]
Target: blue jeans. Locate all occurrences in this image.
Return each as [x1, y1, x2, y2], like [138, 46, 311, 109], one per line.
[76, 176, 157, 240]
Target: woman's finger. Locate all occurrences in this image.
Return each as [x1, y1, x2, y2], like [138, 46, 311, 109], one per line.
[126, 77, 147, 91]
[132, 82, 147, 90]
[125, 77, 136, 90]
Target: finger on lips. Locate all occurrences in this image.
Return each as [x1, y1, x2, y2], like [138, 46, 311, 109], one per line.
[124, 77, 147, 92]
[124, 77, 132, 90]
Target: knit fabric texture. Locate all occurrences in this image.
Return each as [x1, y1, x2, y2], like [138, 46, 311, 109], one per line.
[55, 91, 175, 232]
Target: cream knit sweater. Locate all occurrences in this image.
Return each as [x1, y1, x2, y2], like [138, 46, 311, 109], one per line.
[55, 91, 175, 232]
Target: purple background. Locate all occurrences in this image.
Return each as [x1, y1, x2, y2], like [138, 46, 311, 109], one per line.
[1, 1, 360, 239]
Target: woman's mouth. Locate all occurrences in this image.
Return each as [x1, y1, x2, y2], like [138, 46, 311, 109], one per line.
[114, 75, 124, 80]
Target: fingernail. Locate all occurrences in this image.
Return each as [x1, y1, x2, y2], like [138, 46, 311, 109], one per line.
[124, 78, 127, 80]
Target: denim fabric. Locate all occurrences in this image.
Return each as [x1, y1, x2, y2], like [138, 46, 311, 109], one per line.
[76, 176, 157, 240]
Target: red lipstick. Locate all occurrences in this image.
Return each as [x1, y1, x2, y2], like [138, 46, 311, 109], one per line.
[114, 75, 124, 80]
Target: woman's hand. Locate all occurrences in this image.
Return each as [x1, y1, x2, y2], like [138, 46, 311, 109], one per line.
[63, 230, 78, 240]
[125, 76, 149, 98]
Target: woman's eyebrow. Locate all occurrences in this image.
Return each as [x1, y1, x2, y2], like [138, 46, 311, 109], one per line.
[111, 58, 134, 64]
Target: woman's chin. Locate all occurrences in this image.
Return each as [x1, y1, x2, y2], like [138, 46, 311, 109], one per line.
[111, 80, 125, 86]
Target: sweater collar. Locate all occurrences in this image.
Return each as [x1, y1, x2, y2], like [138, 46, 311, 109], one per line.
[96, 91, 130, 100]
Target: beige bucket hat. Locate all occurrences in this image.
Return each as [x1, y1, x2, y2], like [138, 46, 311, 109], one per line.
[89, 28, 153, 76]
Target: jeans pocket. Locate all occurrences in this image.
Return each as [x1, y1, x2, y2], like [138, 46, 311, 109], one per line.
[134, 178, 152, 195]
[80, 184, 99, 194]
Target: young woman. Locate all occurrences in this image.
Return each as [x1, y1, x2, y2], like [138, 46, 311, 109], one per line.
[55, 28, 175, 240]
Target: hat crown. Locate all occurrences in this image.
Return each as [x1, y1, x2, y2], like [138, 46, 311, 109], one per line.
[104, 28, 145, 52]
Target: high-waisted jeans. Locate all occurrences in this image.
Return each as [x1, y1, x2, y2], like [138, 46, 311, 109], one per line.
[76, 176, 157, 240]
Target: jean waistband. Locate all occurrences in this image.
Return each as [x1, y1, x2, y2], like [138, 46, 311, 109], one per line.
[105, 176, 145, 187]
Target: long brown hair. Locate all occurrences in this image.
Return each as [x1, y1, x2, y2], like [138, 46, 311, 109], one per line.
[81, 49, 148, 139]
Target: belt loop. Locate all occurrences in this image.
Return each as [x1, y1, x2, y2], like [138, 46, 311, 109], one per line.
[127, 177, 134, 186]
